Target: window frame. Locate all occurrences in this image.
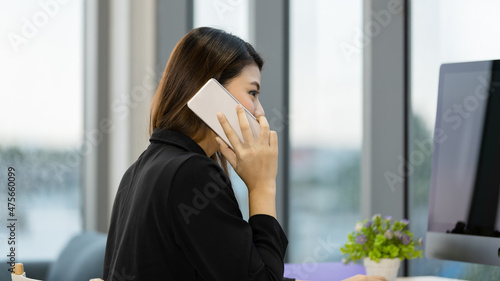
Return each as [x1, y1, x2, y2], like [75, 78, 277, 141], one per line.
[87, 0, 411, 270]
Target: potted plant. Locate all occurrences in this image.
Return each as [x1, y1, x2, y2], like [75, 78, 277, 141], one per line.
[340, 214, 423, 281]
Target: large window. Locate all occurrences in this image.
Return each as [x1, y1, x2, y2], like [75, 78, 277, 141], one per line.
[194, 0, 250, 42]
[288, 0, 363, 263]
[0, 0, 83, 266]
[410, 0, 500, 278]
[193, 0, 251, 220]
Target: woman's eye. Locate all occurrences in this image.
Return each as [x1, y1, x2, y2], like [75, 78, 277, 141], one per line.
[249, 90, 259, 97]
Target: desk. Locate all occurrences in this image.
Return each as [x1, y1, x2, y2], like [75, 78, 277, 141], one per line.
[284, 263, 365, 281]
[284, 263, 467, 281]
[396, 276, 465, 281]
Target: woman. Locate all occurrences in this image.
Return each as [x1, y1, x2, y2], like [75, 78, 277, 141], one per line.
[103, 26, 292, 281]
[103, 27, 386, 281]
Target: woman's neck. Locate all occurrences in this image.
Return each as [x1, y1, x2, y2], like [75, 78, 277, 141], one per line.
[196, 131, 219, 157]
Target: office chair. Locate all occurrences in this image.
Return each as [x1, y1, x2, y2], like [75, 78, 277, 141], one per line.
[45, 232, 106, 281]
[10, 232, 107, 281]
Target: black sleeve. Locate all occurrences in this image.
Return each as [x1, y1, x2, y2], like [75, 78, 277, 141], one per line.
[169, 155, 289, 281]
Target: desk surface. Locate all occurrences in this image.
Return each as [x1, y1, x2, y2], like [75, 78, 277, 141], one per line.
[397, 277, 467, 281]
[285, 263, 467, 281]
[284, 262, 365, 281]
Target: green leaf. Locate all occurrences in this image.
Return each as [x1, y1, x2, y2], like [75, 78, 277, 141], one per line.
[368, 249, 382, 262]
[374, 234, 386, 246]
[387, 244, 399, 258]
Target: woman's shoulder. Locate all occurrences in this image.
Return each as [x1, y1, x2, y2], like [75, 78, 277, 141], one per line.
[157, 143, 218, 168]
[172, 153, 228, 184]
[144, 145, 226, 184]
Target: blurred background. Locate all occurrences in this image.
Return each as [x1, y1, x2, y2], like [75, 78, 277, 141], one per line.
[1, 0, 500, 280]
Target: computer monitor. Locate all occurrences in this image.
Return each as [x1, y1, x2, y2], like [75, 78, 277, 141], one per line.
[426, 60, 500, 266]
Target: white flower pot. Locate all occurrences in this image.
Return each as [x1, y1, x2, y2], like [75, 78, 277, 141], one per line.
[363, 257, 401, 281]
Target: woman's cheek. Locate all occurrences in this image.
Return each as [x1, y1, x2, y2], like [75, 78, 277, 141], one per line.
[241, 100, 256, 115]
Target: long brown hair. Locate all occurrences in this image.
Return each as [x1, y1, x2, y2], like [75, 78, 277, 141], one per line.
[150, 27, 263, 170]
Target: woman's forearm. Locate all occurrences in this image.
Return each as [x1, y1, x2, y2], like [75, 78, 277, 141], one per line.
[248, 182, 277, 219]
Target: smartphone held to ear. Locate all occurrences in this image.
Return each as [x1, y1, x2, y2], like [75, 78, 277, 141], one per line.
[187, 78, 260, 149]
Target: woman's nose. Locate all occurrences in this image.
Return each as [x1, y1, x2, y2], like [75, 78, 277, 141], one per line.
[254, 101, 265, 118]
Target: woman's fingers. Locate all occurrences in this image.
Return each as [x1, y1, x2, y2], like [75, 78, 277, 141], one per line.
[257, 115, 270, 144]
[217, 112, 242, 149]
[342, 275, 388, 281]
[269, 130, 278, 150]
[236, 105, 256, 144]
[215, 137, 236, 166]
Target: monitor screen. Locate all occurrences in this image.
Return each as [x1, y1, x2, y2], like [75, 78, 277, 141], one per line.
[426, 60, 500, 266]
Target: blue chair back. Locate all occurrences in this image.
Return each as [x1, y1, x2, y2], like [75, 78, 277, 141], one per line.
[46, 232, 107, 281]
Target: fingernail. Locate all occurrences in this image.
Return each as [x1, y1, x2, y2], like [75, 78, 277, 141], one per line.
[217, 112, 223, 119]
[236, 104, 242, 109]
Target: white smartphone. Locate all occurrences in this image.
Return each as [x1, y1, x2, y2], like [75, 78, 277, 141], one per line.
[187, 78, 261, 149]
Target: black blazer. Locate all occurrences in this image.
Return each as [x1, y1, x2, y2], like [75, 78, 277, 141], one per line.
[103, 129, 293, 281]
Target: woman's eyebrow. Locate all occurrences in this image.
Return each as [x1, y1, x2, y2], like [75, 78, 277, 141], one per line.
[250, 81, 260, 91]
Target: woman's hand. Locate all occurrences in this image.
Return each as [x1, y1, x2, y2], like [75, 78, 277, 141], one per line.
[217, 105, 279, 218]
[342, 275, 388, 281]
[293, 274, 386, 281]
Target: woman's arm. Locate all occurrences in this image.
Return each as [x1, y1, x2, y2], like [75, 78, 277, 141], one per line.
[169, 156, 288, 280]
[168, 105, 288, 280]
[216, 105, 279, 218]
